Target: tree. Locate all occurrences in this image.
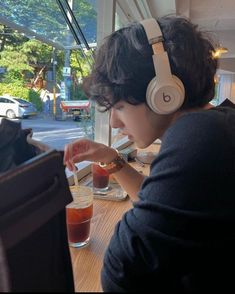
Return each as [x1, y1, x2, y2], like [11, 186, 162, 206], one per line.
[0, 0, 96, 46]
[0, 24, 28, 52]
[0, 49, 33, 83]
[70, 49, 93, 79]
[0, 0, 96, 98]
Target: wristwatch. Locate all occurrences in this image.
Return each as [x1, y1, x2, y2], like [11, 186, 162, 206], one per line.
[99, 152, 126, 174]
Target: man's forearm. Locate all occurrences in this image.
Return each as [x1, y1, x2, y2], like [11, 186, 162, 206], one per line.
[113, 162, 145, 202]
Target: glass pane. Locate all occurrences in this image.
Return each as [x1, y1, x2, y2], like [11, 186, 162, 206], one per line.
[0, 0, 97, 151]
[0, 0, 97, 50]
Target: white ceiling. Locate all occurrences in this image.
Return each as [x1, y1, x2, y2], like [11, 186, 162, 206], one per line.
[146, 0, 235, 72]
[177, 0, 235, 59]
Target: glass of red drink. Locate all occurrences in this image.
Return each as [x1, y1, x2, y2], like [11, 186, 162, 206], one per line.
[66, 186, 93, 248]
[92, 163, 109, 193]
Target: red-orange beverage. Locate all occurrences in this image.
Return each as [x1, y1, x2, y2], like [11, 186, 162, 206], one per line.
[92, 163, 109, 191]
[66, 186, 93, 248]
[66, 204, 93, 243]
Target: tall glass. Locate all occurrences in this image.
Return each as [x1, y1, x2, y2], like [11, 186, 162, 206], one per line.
[92, 163, 109, 193]
[66, 186, 93, 248]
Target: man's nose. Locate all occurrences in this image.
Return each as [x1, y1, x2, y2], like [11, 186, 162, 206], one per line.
[109, 109, 123, 129]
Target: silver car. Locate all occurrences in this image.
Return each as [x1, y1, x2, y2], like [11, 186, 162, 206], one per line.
[0, 95, 37, 119]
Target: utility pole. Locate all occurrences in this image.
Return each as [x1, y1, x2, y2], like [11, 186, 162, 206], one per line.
[52, 47, 57, 118]
[64, 50, 71, 100]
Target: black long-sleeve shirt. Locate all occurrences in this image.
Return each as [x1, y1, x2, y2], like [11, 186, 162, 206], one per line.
[101, 102, 235, 293]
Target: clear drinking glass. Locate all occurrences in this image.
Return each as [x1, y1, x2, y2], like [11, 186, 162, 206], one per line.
[92, 163, 109, 194]
[66, 186, 93, 248]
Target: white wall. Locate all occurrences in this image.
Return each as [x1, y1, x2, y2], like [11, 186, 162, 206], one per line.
[218, 74, 235, 103]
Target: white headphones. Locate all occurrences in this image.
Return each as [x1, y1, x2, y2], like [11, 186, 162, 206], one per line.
[141, 18, 185, 115]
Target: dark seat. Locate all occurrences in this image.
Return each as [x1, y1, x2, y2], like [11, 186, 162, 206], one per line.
[0, 150, 74, 292]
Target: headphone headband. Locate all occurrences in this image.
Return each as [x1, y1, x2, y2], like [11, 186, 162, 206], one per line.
[141, 18, 163, 44]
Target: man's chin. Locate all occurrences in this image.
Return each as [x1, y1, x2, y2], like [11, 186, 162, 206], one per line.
[135, 142, 149, 149]
[135, 139, 157, 149]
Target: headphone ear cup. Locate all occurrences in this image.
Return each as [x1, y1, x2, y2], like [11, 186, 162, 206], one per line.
[146, 75, 185, 114]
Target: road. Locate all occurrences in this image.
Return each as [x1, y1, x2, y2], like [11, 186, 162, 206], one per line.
[20, 115, 93, 151]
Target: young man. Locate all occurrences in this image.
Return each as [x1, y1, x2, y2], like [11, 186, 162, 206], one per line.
[64, 15, 235, 292]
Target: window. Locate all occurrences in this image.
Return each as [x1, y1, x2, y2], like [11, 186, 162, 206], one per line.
[0, 0, 152, 181]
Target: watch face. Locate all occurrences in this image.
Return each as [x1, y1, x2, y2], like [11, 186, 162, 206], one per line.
[98, 154, 126, 174]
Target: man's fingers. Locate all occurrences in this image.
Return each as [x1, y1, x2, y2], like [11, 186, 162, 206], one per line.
[63, 144, 70, 164]
[72, 153, 88, 163]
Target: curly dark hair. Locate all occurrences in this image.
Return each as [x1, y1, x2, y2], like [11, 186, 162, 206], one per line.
[82, 15, 218, 111]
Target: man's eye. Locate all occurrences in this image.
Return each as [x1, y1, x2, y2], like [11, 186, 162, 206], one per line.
[115, 105, 124, 111]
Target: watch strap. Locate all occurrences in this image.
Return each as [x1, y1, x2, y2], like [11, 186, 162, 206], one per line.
[99, 153, 126, 174]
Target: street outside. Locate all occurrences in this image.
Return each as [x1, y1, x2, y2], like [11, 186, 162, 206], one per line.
[19, 114, 93, 151]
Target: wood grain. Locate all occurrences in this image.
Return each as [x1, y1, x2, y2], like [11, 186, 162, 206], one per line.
[70, 197, 132, 292]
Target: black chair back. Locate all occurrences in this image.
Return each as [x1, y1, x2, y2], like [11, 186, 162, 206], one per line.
[0, 150, 74, 292]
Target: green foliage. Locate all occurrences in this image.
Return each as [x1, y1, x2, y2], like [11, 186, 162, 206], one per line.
[69, 49, 93, 100]
[70, 49, 93, 78]
[27, 89, 43, 111]
[54, 50, 65, 83]
[0, 0, 96, 45]
[71, 83, 87, 100]
[0, 24, 28, 52]
[0, 82, 42, 111]
[0, 0, 96, 100]
[21, 39, 52, 64]
[0, 49, 34, 83]
[0, 0, 65, 44]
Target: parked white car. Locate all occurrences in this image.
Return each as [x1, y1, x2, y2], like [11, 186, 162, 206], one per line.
[0, 95, 37, 119]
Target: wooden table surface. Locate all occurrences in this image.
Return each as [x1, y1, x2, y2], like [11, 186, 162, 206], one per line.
[70, 196, 132, 292]
[69, 144, 160, 292]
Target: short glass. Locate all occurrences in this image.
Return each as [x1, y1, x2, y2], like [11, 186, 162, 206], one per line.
[66, 186, 93, 248]
[92, 163, 109, 193]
